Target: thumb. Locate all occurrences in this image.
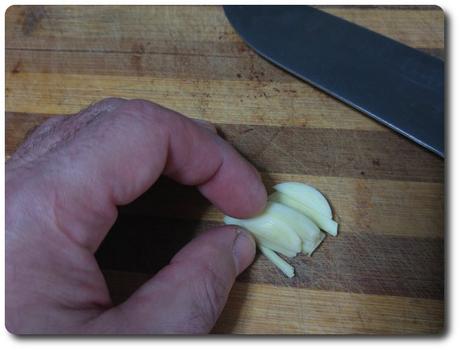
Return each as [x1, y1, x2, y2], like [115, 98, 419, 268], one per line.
[93, 226, 255, 334]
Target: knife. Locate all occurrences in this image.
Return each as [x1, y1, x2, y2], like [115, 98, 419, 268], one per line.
[224, 5, 444, 157]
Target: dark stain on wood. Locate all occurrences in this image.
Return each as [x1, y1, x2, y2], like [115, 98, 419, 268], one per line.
[11, 60, 22, 74]
[236, 42, 248, 53]
[21, 6, 47, 35]
[131, 42, 145, 75]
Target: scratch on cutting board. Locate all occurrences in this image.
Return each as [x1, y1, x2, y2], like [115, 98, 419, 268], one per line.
[254, 127, 311, 175]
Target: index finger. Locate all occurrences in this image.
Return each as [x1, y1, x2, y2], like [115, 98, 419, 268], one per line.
[24, 99, 267, 251]
[114, 99, 267, 217]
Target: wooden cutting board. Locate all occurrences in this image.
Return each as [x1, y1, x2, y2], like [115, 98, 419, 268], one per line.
[5, 5, 444, 334]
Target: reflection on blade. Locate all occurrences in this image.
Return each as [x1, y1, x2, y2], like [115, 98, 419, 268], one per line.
[224, 5, 444, 157]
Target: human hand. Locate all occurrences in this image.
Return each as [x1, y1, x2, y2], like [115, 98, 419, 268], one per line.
[6, 98, 267, 334]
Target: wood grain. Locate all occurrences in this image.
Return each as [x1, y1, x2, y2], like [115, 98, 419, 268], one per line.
[6, 113, 443, 239]
[5, 5, 444, 334]
[117, 170, 443, 239]
[5, 112, 443, 182]
[97, 215, 443, 299]
[6, 6, 443, 49]
[101, 270, 444, 334]
[214, 282, 444, 334]
[6, 72, 390, 131]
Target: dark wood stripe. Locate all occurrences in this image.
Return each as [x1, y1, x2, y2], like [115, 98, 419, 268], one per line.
[5, 113, 444, 183]
[96, 215, 443, 300]
[218, 124, 443, 183]
[246, 232, 444, 300]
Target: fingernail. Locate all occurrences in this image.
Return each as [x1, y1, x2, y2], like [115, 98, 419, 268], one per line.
[232, 229, 256, 274]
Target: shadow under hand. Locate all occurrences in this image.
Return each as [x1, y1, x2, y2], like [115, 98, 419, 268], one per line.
[95, 176, 216, 304]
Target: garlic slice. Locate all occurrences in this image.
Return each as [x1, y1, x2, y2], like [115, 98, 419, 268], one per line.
[274, 182, 333, 218]
[223, 182, 339, 278]
[264, 201, 320, 241]
[264, 201, 325, 255]
[224, 212, 302, 254]
[259, 245, 295, 278]
[269, 192, 338, 236]
[254, 238, 298, 258]
[302, 231, 326, 256]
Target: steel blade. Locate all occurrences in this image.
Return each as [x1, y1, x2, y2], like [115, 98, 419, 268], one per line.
[224, 5, 444, 157]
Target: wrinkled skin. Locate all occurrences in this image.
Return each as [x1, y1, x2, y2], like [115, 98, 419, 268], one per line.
[6, 98, 267, 334]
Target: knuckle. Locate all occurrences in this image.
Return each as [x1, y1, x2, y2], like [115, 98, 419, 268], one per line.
[77, 97, 125, 120]
[98, 97, 126, 105]
[124, 99, 158, 114]
[104, 98, 127, 112]
[88, 97, 126, 113]
[27, 116, 62, 137]
[8, 116, 65, 166]
[117, 99, 176, 128]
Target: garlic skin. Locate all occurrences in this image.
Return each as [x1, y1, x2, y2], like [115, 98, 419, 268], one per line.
[223, 182, 339, 278]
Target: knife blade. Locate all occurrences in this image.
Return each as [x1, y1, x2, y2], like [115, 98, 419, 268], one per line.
[224, 5, 444, 157]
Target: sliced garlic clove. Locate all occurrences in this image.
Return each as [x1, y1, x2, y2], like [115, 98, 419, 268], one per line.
[259, 245, 295, 278]
[302, 231, 326, 256]
[223, 215, 241, 226]
[320, 217, 338, 237]
[224, 212, 302, 254]
[274, 182, 333, 218]
[269, 192, 338, 236]
[264, 201, 321, 243]
[225, 182, 338, 278]
[254, 237, 298, 258]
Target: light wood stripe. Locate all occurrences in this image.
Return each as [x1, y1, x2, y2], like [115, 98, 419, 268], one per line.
[6, 72, 387, 131]
[101, 270, 443, 334]
[4, 45, 443, 86]
[5, 6, 242, 45]
[118, 173, 443, 239]
[214, 282, 444, 334]
[6, 6, 443, 50]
